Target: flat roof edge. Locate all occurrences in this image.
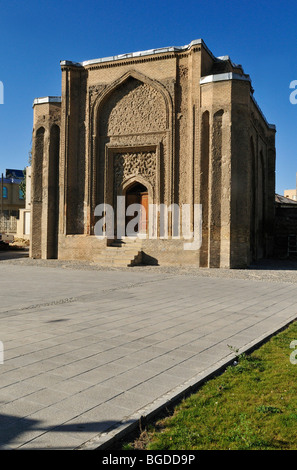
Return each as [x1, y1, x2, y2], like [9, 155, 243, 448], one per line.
[250, 93, 276, 130]
[200, 72, 251, 84]
[200, 75, 275, 130]
[33, 96, 61, 107]
[60, 39, 207, 67]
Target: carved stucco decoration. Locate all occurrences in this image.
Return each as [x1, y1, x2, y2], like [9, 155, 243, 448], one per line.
[100, 78, 167, 136]
[114, 151, 156, 190]
[89, 84, 107, 104]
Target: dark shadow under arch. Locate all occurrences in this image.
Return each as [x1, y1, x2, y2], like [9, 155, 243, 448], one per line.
[47, 124, 60, 258]
[31, 126, 45, 258]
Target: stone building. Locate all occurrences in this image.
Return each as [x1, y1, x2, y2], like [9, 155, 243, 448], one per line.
[284, 173, 297, 201]
[274, 194, 297, 259]
[1, 169, 25, 233]
[30, 39, 276, 268]
[16, 166, 32, 239]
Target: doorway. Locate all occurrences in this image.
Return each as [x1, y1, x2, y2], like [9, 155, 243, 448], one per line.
[125, 182, 148, 236]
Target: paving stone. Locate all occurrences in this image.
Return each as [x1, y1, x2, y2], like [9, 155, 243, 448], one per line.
[1, 260, 297, 448]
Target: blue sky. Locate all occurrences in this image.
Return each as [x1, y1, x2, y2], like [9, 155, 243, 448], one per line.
[0, 0, 296, 194]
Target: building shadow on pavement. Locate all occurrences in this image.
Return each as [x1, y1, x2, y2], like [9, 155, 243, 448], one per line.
[0, 412, 134, 449]
[250, 257, 297, 271]
[0, 246, 29, 261]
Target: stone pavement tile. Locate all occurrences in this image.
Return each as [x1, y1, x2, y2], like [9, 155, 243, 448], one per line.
[83, 347, 137, 364]
[45, 360, 105, 381]
[72, 363, 131, 385]
[224, 332, 264, 349]
[17, 431, 85, 450]
[0, 412, 21, 428]
[49, 378, 95, 395]
[71, 384, 124, 404]
[0, 370, 27, 388]
[127, 375, 180, 400]
[1, 263, 297, 449]
[164, 348, 206, 363]
[43, 392, 105, 416]
[135, 355, 178, 372]
[1, 361, 59, 382]
[112, 346, 170, 367]
[0, 381, 44, 403]
[155, 333, 207, 351]
[27, 402, 133, 448]
[82, 348, 135, 365]
[48, 345, 109, 363]
[177, 338, 217, 353]
[2, 343, 46, 359]
[0, 397, 45, 418]
[67, 400, 132, 425]
[162, 363, 201, 380]
[0, 416, 42, 449]
[4, 355, 44, 369]
[106, 390, 152, 412]
[112, 338, 159, 352]
[1, 404, 82, 449]
[22, 373, 65, 388]
[274, 306, 297, 318]
[25, 388, 71, 407]
[100, 365, 160, 391]
[183, 352, 228, 370]
[38, 352, 91, 367]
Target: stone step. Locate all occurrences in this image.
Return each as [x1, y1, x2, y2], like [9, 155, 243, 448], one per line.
[98, 258, 140, 267]
[93, 235, 144, 267]
[109, 238, 144, 247]
[100, 253, 141, 261]
[105, 246, 142, 252]
[94, 247, 143, 267]
[95, 258, 141, 267]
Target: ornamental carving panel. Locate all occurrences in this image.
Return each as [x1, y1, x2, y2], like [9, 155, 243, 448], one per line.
[114, 151, 156, 189]
[89, 84, 107, 104]
[100, 78, 166, 136]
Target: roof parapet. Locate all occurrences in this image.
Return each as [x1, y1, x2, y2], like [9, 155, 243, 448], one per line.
[32, 96, 61, 108]
[60, 39, 210, 68]
[250, 93, 276, 131]
[200, 74, 275, 131]
[200, 72, 251, 84]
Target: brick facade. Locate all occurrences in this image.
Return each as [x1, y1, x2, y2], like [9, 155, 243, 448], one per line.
[30, 39, 276, 268]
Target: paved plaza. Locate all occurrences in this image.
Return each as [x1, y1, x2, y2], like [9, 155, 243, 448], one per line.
[1, 254, 297, 449]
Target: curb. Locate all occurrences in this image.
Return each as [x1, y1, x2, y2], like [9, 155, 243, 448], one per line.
[77, 313, 297, 450]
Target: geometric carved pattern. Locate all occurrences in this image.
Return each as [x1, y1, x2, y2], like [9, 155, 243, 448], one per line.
[100, 78, 166, 136]
[114, 151, 156, 189]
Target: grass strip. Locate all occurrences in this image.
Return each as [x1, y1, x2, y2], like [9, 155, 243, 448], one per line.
[124, 320, 297, 450]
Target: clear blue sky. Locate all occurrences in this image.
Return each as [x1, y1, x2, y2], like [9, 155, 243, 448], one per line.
[0, 0, 296, 194]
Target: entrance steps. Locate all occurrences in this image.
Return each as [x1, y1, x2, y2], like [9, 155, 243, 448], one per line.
[94, 237, 143, 267]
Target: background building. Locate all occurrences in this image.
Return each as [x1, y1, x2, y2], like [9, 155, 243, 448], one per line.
[0, 169, 25, 234]
[16, 166, 31, 239]
[284, 173, 297, 201]
[30, 39, 276, 268]
[275, 194, 297, 258]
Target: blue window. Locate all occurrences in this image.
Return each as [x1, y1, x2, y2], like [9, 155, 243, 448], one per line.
[19, 188, 24, 200]
[2, 186, 7, 198]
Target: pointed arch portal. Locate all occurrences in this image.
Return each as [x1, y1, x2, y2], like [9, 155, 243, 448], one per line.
[125, 181, 148, 236]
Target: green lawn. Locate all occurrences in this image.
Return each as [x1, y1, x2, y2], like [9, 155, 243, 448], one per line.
[124, 320, 297, 450]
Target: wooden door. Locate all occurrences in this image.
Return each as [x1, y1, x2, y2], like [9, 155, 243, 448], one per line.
[126, 193, 139, 235]
[139, 192, 148, 234]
